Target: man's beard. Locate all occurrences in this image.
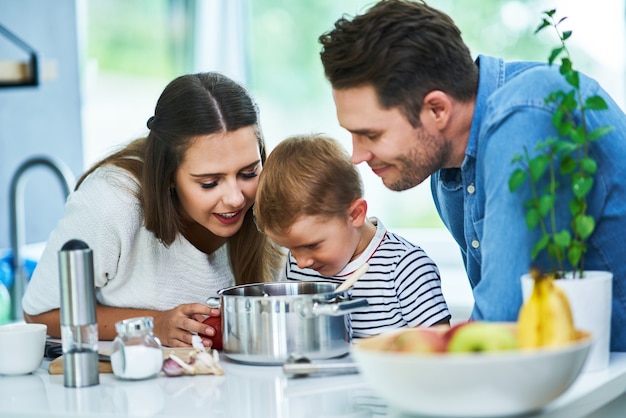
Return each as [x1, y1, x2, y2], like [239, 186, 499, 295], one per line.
[387, 133, 451, 192]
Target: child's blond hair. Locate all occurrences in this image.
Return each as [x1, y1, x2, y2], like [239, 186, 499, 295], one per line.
[255, 134, 363, 235]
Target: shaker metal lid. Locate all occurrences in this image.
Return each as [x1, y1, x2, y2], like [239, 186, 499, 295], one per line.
[115, 316, 155, 335]
[61, 239, 90, 251]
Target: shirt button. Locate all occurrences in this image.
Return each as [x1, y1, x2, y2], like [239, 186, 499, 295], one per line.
[471, 240, 480, 249]
[467, 184, 476, 194]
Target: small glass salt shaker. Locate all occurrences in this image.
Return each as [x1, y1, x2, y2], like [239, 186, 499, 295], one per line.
[111, 316, 163, 380]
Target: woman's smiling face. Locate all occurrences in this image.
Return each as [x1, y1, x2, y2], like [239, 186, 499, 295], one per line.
[174, 126, 262, 238]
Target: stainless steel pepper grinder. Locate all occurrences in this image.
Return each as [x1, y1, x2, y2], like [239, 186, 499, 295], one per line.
[59, 239, 99, 387]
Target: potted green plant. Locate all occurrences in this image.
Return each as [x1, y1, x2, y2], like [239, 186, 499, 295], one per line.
[508, 9, 614, 371]
[508, 9, 613, 276]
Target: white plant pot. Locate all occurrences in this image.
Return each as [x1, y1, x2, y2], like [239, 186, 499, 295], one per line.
[520, 271, 613, 373]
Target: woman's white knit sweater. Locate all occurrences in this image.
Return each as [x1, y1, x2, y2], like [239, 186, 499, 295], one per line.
[22, 165, 235, 315]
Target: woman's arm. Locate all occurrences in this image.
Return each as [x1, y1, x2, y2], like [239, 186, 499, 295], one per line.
[24, 303, 221, 348]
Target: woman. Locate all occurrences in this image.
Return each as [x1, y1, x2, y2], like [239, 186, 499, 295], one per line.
[22, 72, 284, 347]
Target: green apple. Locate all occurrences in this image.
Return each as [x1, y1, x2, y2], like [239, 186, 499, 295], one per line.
[446, 322, 517, 353]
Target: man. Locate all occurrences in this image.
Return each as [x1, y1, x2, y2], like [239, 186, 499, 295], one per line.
[318, 0, 626, 351]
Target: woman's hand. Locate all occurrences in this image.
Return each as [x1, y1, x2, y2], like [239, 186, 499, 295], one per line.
[153, 303, 221, 348]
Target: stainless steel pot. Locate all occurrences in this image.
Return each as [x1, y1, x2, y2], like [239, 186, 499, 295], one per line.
[207, 281, 368, 365]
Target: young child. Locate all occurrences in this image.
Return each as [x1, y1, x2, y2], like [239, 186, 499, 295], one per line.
[255, 134, 450, 338]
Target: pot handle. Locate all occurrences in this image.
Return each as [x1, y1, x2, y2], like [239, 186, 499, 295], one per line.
[206, 296, 221, 309]
[311, 297, 369, 317]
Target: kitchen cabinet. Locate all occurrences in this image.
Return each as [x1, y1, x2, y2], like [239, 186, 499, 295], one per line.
[0, 23, 38, 87]
[0, 0, 83, 253]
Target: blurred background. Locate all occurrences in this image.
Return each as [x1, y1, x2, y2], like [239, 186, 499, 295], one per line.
[1, 0, 625, 322]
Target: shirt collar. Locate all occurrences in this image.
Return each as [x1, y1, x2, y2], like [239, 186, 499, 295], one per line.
[465, 55, 505, 161]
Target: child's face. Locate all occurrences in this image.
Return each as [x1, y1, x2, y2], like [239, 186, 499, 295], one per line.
[265, 214, 361, 277]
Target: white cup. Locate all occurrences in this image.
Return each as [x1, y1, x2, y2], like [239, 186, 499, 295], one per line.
[0, 323, 47, 375]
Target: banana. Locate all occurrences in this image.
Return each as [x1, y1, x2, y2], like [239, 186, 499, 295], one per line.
[517, 267, 576, 349]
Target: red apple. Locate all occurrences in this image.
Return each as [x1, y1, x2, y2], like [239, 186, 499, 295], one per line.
[387, 327, 447, 353]
[201, 316, 223, 350]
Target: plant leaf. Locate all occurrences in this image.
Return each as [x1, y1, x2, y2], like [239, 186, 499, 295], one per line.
[551, 108, 564, 129]
[547, 242, 565, 264]
[548, 47, 564, 65]
[574, 214, 595, 239]
[554, 229, 571, 247]
[529, 154, 550, 182]
[568, 245, 582, 268]
[538, 194, 555, 217]
[508, 168, 527, 192]
[561, 30, 572, 41]
[553, 139, 576, 155]
[559, 58, 572, 75]
[585, 95, 608, 110]
[560, 155, 577, 174]
[562, 90, 578, 111]
[588, 125, 614, 141]
[570, 125, 586, 144]
[569, 198, 583, 216]
[580, 157, 597, 175]
[535, 18, 551, 34]
[564, 70, 580, 89]
[526, 207, 540, 230]
[572, 174, 593, 199]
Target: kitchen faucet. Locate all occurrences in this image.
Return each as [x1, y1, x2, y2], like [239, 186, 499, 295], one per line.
[8, 156, 75, 320]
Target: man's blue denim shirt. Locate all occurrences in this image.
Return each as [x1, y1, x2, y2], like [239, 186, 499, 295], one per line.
[431, 55, 626, 351]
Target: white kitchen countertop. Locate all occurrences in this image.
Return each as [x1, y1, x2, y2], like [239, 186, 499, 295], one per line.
[1, 344, 625, 418]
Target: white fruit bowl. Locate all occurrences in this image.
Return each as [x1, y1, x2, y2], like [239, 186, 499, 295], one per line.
[351, 324, 592, 417]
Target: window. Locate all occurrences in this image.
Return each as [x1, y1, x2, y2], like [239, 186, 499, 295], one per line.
[82, 0, 625, 318]
[84, 0, 625, 228]
[245, 0, 625, 229]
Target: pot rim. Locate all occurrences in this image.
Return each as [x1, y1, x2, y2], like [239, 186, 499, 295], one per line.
[217, 280, 343, 299]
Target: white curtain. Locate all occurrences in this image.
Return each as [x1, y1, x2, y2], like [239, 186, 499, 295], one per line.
[193, 0, 249, 86]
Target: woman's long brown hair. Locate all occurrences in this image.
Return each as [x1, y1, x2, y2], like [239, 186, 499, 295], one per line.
[77, 72, 283, 284]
